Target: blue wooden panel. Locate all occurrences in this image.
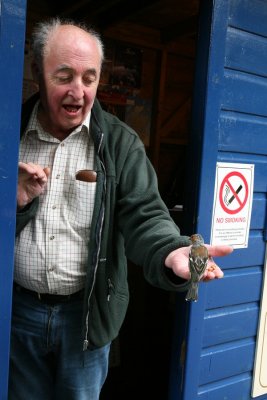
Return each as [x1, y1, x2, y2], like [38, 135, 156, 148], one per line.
[206, 267, 262, 309]
[225, 27, 267, 77]
[0, 1, 26, 397]
[219, 111, 267, 155]
[217, 233, 265, 269]
[170, 0, 267, 399]
[199, 338, 255, 385]
[222, 69, 267, 118]
[203, 303, 259, 347]
[229, 0, 267, 37]
[198, 373, 252, 399]
[250, 194, 266, 230]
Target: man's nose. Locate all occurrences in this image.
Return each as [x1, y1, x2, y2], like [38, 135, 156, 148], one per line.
[68, 79, 84, 100]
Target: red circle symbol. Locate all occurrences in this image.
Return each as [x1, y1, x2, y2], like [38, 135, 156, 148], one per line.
[219, 171, 248, 214]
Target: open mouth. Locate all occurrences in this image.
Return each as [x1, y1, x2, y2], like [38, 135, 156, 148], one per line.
[63, 105, 82, 114]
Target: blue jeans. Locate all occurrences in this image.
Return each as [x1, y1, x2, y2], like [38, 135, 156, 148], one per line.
[8, 288, 110, 400]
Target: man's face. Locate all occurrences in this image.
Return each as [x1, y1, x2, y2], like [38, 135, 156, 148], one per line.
[35, 25, 102, 139]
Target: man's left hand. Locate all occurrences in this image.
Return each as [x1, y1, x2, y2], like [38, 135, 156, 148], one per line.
[165, 244, 233, 281]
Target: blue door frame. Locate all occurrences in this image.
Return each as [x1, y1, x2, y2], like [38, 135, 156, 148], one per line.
[169, 0, 267, 399]
[0, 1, 27, 398]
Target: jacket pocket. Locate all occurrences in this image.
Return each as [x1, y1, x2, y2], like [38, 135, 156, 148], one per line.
[89, 275, 129, 347]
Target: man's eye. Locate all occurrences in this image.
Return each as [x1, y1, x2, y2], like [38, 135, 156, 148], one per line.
[83, 77, 93, 86]
[83, 74, 97, 86]
[57, 75, 71, 83]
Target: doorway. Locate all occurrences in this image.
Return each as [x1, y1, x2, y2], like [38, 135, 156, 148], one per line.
[23, 1, 201, 398]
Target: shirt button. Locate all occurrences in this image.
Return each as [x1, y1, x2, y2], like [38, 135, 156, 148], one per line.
[48, 266, 54, 272]
[56, 174, 60, 179]
[50, 235, 55, 240]
[52, 205, 57, 209]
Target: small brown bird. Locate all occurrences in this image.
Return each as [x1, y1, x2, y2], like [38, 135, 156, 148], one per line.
[185, 234, 209, 302]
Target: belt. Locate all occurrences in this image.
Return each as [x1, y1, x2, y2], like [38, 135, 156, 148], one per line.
[14, 283, 84, 304]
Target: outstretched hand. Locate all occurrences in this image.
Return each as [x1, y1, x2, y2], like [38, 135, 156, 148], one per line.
[165, 243, 233, 281]
[17, 162, 50, 209]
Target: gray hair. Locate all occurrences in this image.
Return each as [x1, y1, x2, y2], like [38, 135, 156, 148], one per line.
[31, 17, 105, 71]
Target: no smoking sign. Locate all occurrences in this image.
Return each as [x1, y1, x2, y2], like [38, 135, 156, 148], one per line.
[211, 163, 254, 248]
[219, 171, 248, 214]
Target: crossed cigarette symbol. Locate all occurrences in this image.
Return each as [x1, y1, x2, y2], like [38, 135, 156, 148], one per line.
[225, 184, 243, 206]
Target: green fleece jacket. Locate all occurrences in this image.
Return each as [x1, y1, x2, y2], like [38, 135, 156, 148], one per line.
[16, 95, 191, 349]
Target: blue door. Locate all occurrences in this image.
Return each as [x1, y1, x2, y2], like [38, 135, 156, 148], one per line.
[169, 0, 267, 399]
[0, 1, 27, 398]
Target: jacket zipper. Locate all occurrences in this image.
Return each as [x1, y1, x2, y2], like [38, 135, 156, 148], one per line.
[83, 132, 106, 351]
[107, 278, 114, 302]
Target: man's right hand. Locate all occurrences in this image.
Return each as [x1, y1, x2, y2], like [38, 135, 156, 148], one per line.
[17, 162, 50, 209]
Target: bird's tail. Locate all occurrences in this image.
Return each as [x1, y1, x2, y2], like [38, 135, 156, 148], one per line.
[185, 282, 199, 302]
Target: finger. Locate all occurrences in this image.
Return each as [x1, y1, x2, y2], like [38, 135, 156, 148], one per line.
[26, 163, 48, 181]
[19, 162, 45, 179]
[18, 162, 36, 174]
[43, 167, 51, 178]
[204, 259, 224, 279]
[203, 267, 224, 281]
[206, 244, 233, 257]
[213, 266, 224, 278]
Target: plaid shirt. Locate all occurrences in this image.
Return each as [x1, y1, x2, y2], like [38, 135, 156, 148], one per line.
[14, 102, 96, 295]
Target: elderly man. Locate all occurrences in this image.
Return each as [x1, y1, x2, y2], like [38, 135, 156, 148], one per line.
[9, 18, 232, 400]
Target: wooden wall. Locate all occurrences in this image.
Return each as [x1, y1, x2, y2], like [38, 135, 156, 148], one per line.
[101, 25, 197, 207]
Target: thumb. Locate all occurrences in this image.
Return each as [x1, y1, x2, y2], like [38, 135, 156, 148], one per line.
[43, 167, 51, 178]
